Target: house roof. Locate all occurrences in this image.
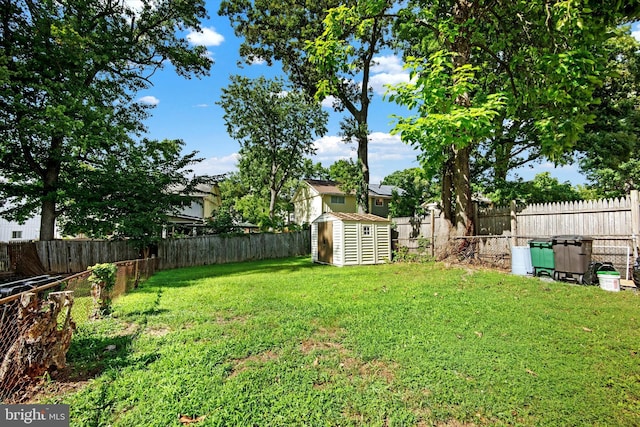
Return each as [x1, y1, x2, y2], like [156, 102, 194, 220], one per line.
[304, 179, 402, 198]
[167, 183, 218, 197]
[319, 212, 391, 222]
[368, 183, 403, 197]
[305, 179, 351, 196]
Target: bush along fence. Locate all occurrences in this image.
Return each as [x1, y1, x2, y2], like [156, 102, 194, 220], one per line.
[0, 258, 157, 403]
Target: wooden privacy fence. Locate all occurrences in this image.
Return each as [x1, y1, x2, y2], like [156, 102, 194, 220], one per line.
[157, 231, 311, 270]
[476, 191, 640, 245]
[0, 231, 311, 274]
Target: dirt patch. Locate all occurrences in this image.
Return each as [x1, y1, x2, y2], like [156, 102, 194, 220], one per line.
[146, 326, 171, 337]
[227, 350, 280, 379]
[117, 322, 140, 336]
[213, 315, 250, 325]
[23, 366, 92, 403]
[300, 339, 344, 354]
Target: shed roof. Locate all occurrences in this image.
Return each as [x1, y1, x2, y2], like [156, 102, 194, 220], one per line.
[317, 212, 390, 222]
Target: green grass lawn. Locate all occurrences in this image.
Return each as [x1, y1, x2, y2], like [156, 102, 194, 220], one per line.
[48, 257, 639, 426]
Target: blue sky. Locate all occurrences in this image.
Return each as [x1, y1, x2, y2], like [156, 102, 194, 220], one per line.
[135, 1, 639, 185]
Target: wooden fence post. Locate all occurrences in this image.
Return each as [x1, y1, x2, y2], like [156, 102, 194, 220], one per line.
[631, 190, 640, 258]
[510, 200, 517, 247]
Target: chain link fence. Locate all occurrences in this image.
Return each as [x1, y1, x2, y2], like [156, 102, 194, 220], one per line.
[0, 258, 158, 403]
[452, 235, 637, 281]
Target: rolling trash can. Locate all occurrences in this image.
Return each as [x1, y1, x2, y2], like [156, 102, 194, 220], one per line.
[552, 235, 593, 284]
[528, 238, 555, 277]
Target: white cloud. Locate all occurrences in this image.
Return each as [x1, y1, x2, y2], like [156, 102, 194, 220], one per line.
[189, 153, 240, 176]
[138, 95, 160, 105]
[312, 135, 356, 166]
[249, 56, 266, 65]
[123, 0, 144, 13]
[194, 104, 210, 108]
[321, 95, 338, 109]
[368, 132, 419, 162]
[369, 72, 411, 95]
[310, 132, 420, 180]
[371, 55, 405, 74]
[369, 54, 410, 95]
[187, 27, 225, 47]
[633, 30, 640, 42]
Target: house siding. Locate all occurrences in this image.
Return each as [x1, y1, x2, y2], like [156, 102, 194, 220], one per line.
[321, 194, 358, 215]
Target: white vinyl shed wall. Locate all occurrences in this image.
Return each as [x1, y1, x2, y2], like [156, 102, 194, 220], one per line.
[312, 212, 391, 266]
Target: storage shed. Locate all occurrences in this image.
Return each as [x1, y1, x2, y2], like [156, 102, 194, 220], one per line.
[311, 212, 391, 266]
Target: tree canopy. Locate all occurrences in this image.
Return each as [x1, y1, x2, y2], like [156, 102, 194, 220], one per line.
[217, 75, 328, 224]
[0, 0, 212, 240]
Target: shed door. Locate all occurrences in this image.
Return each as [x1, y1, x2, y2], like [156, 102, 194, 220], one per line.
[318, 221, 333, 264]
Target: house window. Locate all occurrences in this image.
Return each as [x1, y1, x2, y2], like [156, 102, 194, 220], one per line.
[374, 198, 384, 207]
[331, 195, 345, 204]
[11, 231, 22, 239]
[362, 225, 371, 236]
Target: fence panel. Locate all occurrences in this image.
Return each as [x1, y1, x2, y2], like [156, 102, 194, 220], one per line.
[156, 231, 310, 270]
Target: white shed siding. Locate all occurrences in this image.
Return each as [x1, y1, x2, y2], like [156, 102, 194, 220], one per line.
[343, 223, 359, 265]
[376, 224, 391, 261]
[333, 220, 344, 266]
[311, 222, 319, 262]
[311, 212, 390, 266]
[360, 224, 375, 264]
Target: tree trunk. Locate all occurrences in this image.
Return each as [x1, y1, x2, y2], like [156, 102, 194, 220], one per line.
[441, 152, 454, 224]
[453, 145, 474, 236]
[40, 136, 62, 241]
[269, 187, 277, 220]
[357, 133, 370, 214]
[450, 0, 474, 237]
[39, 199, 57, 241]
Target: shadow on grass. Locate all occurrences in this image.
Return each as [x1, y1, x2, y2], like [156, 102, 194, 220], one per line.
[131, 256, 330, 292]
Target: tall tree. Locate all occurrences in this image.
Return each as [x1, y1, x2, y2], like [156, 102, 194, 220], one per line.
[316, 1, 640, 238]
[219, 0, 393, 213]
[0, 0, 212, 240]
[217, 76, 328, 222]
[577, 27, 640, 197]
[389, 0, 638, 237]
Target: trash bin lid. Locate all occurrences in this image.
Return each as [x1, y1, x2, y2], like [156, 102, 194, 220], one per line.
[528, 237, 553, 243]
[552, 235, 594, 243]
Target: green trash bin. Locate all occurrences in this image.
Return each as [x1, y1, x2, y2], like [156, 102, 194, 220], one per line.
[529, 238, 554, 277]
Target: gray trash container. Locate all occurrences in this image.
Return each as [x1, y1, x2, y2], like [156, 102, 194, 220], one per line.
[552, 235, 593, 283]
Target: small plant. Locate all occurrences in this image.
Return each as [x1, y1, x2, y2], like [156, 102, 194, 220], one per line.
[88, 263, 117, 319]
[392, 238, 432, 263]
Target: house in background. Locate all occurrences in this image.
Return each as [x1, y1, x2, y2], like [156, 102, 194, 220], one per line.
[292, 179, 402, 225]
[0, 215, 62, 242]
[165, 183, 222, 233]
